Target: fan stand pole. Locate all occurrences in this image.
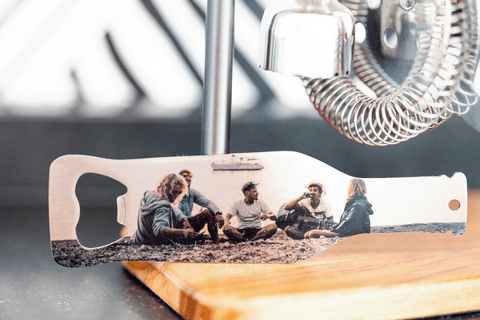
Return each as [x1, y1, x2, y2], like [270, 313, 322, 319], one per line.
[201, 0, 235, 156]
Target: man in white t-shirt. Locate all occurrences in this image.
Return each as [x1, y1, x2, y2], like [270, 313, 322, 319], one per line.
[223, 181, 277, 241]
[283, 182, 334, 239]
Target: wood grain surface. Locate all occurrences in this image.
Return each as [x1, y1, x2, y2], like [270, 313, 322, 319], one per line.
[123, 190, 480, 320]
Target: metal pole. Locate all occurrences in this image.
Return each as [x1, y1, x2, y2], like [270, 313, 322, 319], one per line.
[201, 0, 235, 155]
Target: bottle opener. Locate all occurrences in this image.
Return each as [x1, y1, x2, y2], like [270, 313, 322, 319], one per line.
[49, 151, 467, 267]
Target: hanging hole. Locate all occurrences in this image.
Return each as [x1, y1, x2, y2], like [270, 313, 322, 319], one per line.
[383, 28, 398, 49]
[75, 173, 128, 248]
[355, 23, 366, 44]
[448, 199, 461, 211]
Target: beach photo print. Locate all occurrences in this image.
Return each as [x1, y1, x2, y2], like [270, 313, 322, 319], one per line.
[49, 151, 467, 267]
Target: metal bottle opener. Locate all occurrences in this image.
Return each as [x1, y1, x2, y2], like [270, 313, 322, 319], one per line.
[49, 151, 466, 267]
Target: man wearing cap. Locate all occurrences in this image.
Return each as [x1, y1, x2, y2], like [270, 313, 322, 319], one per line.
[178, 169, 223, 244]
[283, 182, 334, 239]
[223, 181, 277, 241]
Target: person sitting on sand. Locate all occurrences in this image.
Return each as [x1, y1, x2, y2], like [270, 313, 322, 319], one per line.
[223, 181, 277, 241]
[131, 173, 201, 245]
[305, 178, 374, 239]
[283, 182, 334, 240]
[177, 169, 223, 244]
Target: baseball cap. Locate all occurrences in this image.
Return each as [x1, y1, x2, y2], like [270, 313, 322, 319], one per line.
[242, 181, 259, 193]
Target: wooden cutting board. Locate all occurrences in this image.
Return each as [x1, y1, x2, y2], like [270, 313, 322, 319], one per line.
[123, 190, 480, 320]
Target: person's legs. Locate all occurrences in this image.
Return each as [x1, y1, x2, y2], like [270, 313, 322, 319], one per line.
[223, 225, 243, 241]
[188, 209, 219, 244]
[284, 226, 305, 240]
[249, 224, 278, 241]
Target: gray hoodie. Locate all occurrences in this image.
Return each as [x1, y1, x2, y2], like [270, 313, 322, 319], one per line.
[131, 190, 186, 245]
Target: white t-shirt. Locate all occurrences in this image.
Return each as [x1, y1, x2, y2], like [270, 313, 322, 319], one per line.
[298, 198, 333, 220]
[228, 199, 271, 229]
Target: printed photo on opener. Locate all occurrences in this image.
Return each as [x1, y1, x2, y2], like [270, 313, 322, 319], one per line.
[50, 152, 467, 267]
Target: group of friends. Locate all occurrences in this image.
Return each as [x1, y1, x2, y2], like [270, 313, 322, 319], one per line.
[131, 170, 374, 246]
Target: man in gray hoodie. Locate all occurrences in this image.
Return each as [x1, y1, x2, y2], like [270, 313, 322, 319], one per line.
[131, 173, 200, 245]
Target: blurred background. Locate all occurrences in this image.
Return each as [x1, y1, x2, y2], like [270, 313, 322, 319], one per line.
[2, 0, 480, 318]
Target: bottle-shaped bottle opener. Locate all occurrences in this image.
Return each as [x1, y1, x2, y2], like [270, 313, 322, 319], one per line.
[49, 151, 466, 267]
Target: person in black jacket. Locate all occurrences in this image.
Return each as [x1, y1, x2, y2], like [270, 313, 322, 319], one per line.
[304, 178, 373, 238]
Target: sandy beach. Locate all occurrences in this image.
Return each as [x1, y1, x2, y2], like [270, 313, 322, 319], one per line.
[51, 222, 465, 268]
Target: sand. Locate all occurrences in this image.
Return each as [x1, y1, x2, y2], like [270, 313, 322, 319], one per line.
[51, 222, 465, 268]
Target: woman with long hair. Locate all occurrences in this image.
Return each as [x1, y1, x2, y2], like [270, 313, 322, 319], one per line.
[156, 173, 186, 205]
[304, 178, 374, 238]
[131, 173, 200, 245]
